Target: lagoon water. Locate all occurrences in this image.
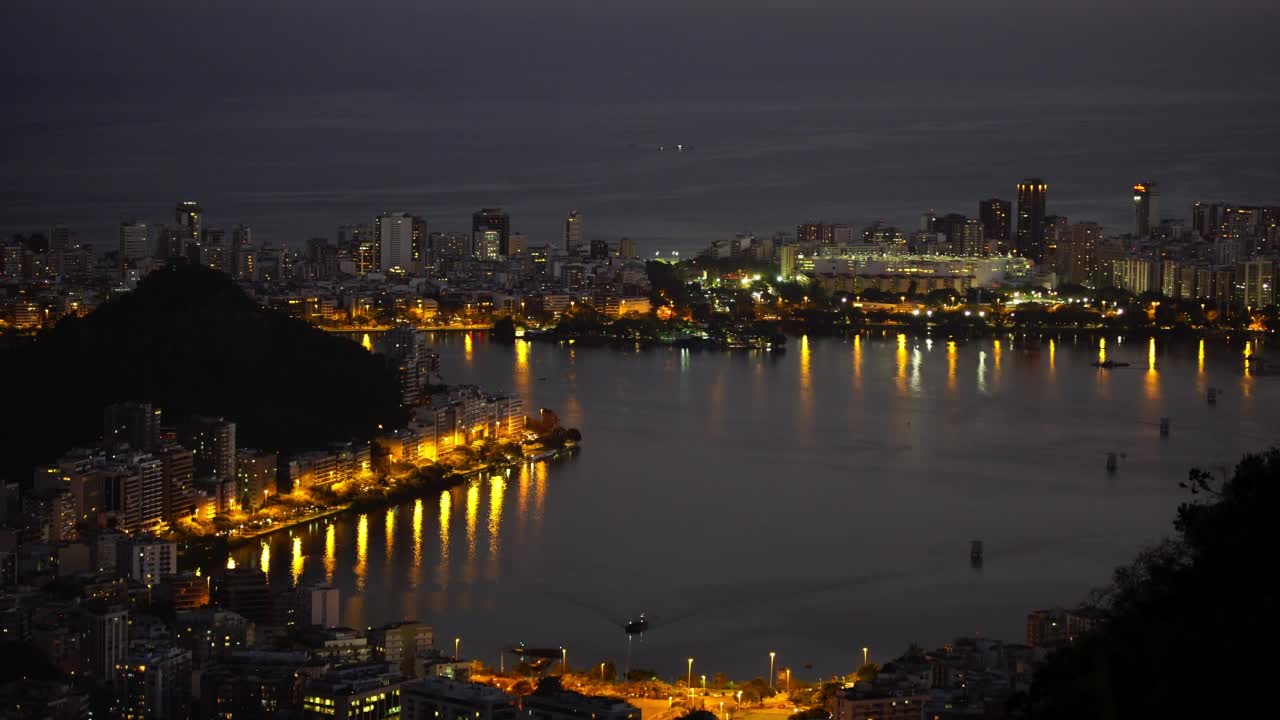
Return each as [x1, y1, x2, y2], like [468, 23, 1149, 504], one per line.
[234, 332, 1276, 680]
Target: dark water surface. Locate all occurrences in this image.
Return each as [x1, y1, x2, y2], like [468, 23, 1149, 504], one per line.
[233, 332, 1276, 680]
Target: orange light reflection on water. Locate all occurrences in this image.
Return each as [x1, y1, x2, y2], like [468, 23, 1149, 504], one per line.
[354, 514, 368, 590]
[324, 523, 336, 583]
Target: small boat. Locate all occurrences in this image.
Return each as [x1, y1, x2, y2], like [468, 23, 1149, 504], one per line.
[1106, 452, 1118, 472]
[625, 614, 649, 636]
[1091, 360, 1131, 368]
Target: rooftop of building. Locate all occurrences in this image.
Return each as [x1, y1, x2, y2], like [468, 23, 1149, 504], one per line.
[523, 689, 641, 714]
[306, 662, 403, 696]
[403, 676, 516, 704]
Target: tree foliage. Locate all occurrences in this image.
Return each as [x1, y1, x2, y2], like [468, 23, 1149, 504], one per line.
[1021, 449, 1280, 718]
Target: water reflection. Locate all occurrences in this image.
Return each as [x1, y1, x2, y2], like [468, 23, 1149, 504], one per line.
[487, 475, 506, 580]
[355, 514, 369, 590]
[465, 482, 479, 584]
[464, 332, 474, 362]
[219, 334, 1278, 679]
[516, 463, 531, 542]
[947, 341, 957, 392]
[259, 541, 270, 576]
[515, 340, 531, 397]
[437, 490, 451, 590]
[1145, 337, 1160, 401]
[852, 334, 863, 389]
[896, 333, 908, 393]
[1098, 337, 1107, 364]
[533, 461, 547, 541]
[910, 346, 923, 394]
[324, 523, 336, 583]
[385, 507, 397, 577]
[1243, 340, 1254, 396]
[1048, 338, 1056, 376]
[411, 499, 423, 588]
[291, 536, 303, 587]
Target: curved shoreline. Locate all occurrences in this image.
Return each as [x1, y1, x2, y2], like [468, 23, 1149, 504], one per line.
[215, 445, 580, 550]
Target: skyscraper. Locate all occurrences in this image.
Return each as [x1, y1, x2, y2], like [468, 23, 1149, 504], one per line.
[564, 211, 584, 254]
[1192, 201, 1222, 239]
[156, 443, 195, 523]
[202, 227, 227, 271]
[411, 216, 428, 275]
[376, 211, 414, 273]
[175, 201, 202, 259]
[1067, 222, 1103, 286]
[960, 219, 986, 257]
[1015, 179, 1048, 263]
[978, 198, 1011, 254]
[473, 208, 510, 260]
[104, 402, 162, 452]
[119, 221, 149, 263]
[182, 416, 236, 481]
[796, 222, 850, 245]
[1133, 182, 1159, 237]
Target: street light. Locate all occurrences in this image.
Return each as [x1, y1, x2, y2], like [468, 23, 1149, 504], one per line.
[786, 668, 791, 693]
[562, 647, 568, 674]
[769, 652, 776, 689]
[862, 647, 869, 667]
[455, 637, 460, 660]
[601, 662, 607, 682]
[687, 658, 694, 691]
[701, 675, 706, 690]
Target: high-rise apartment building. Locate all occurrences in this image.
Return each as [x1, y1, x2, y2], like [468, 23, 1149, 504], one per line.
[117, 536, 178, 586]
[564, 211, 584, 254]
[117, 644, 193, 720]
[1066, 222, 1103, 286]
[104, 402, 162, 452]
[473, 208, 510, 260]
[119, 221, 149, 263]
[236, 449, 279, 511]
[1016, 178, 1048, 263]
[1237, 259, 1276, 308]
[202, 227, 227, 271]
[1192, 201, 1222, 239]
[618, 237, 638, 259]
[796, 222, 852, 246]
[376, 211, 415, 273]
[85, 602, 128, 684]
[959, 219, 986, 257]
[182, 416, 237, 482]
[116, 451, 166, 534]
[429, 232, 470, 266]
[156, 443, 195, 523]
[296, 583, 341, 628]
[978, 198, 1011, 254]
[176, 201, 202, 254]
[1133, 182, 1159, 237]
[411, 216, 428, 275]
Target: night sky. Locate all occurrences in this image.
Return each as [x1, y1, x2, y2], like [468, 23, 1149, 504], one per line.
[3, 1, 1278, 248]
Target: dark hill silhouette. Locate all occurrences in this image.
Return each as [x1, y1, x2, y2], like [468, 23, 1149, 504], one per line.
[1018, 450, 1279, 717]
[0, 265, 406, 483]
